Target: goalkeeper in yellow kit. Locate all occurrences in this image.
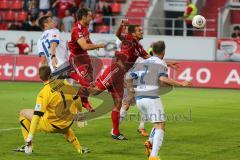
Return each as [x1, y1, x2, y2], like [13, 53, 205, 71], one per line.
[15, 65, 89, 154]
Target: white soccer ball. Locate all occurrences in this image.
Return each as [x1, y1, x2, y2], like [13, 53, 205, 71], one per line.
[192, 15, 206, 29]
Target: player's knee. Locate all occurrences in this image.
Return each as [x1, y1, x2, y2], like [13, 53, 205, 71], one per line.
[19, 109, 27, 116]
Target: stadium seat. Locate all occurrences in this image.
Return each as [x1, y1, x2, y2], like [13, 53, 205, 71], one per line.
[17, 11, 28, 22]
[94, 13, 103, 24]
[0, 0, 9, 10]
[111, 3, 121, 14]
[96, 25, 110, 33]
[5, 11, 15, 21]
[11, 0, 22, 10]
[0, 11, 4, 21]
[0, 22, 8, 30]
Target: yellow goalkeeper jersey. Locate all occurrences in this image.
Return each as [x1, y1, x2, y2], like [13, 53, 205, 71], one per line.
[34, 80, 81, 129]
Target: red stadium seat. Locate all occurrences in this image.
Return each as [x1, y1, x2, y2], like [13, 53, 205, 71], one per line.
[0, 0, 10, 10]
[5, 11, 15, 21]
[11, 0, 22, 10]
[97, 25, 110, 33]
[0, 11, 4, 20]
[111, 3, 121, 14]
[0, 23, 8, 30]
[94, 13, 103, 24]
[17, 11, 28, 22]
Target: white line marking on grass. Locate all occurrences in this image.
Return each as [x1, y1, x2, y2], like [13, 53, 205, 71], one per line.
[0, 127, 20, 132]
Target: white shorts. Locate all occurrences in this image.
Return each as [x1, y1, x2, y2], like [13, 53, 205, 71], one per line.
[136, 97, 165, 123]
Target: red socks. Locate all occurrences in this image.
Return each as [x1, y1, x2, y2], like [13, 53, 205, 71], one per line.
[111, 111, 120, 135]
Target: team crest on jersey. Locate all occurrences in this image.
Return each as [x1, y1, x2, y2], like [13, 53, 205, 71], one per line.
[35, 104, 41, 111]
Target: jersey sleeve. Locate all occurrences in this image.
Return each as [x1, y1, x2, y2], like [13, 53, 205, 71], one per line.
[37, 40, 45, 57]
[34, 87, 50, 114]
[49, 29, 61, 44]
[158, 63, 168, 78]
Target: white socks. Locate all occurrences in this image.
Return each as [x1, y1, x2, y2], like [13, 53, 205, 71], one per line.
[150, 128, 164, 157]
[138, 118, 145, 129]
[119, 108, 127, 123]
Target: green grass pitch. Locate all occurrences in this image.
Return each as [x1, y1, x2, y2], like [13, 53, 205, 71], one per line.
[0, 81, 239, 160]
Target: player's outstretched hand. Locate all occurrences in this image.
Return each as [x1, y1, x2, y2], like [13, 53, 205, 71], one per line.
[121, 19, 128, 26]
[77, 120, 88, 128]
[181, 81, 192, 87]
[98, 43, 106, 49]
[167, 61, 180, 70]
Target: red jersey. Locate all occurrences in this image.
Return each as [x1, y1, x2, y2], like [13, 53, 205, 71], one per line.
[117, 33, 148, 69]
[68, 22, 92, 56]
[15, 43, 29, 55]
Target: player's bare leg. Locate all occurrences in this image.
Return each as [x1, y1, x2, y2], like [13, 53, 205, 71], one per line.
[119, 100, 129, 123]
[137, 115, 148, 137]
[120, 97, 148, 137]
[145, 122, 165, 160]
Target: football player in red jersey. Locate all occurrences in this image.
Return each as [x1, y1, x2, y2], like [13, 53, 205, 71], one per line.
[68, 8, 106, 112]
[77, 19, 179, 140]
[77, 19, 150, 140]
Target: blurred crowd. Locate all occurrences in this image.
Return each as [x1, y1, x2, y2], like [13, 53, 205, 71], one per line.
[9, 0, 114, 32]
[231, 26, 240, 38]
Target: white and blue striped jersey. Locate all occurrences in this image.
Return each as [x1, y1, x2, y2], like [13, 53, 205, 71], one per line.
[37, 28, 68, 71]
[130, 56, 168, 98]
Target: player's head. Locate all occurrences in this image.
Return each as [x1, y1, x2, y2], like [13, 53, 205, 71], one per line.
[38, 16, 56, 30]
[39, 65, 51, 82]
[152, 41, 165, 59]
[76, 8, 93, 26]
[19, 36, 26, 43]
[187, 0, 192, 5]
[128, 25, 143, 40]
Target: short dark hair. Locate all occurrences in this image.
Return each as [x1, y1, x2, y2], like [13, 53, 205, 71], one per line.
[76, 8, 91, 20]
[128, 25, 140, 34]
[38, 16, 51, 29]
[152, 41, 165, 54]
[39, 65, 51, 81]
[233, 26, 240, 31]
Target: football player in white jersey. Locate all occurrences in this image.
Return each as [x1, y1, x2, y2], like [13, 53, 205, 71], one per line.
[125, 41, 191, 160]
[37, 15, 68, 71]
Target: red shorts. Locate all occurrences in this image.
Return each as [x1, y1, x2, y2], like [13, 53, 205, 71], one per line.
[95, 63, 125, 99]
[69, 54, 93, 79]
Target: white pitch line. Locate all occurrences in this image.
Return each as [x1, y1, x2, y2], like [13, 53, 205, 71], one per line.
[0, 116, 112, 132]
[0, 127, 20, 132]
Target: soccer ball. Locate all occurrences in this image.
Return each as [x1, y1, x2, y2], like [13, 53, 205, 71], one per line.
[192, 15, 206, 29]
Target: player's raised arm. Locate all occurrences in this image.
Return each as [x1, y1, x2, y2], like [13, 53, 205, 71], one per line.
[49, 42, 58, 68]
[116, 19, 128, 40]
